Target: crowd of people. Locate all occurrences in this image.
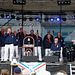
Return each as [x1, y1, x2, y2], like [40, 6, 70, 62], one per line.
[0, 27, 64, 61]
[1, 67, 67, 75]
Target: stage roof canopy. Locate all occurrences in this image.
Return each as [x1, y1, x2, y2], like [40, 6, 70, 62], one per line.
[0, 0, 75, 12]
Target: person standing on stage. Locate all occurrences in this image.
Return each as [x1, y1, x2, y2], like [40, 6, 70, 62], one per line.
[44, 34, 53, 56]
[17, 28, 24, 47]
[4, 27, 16, 61]
[55, 32, 64, 47]
[17, 28, 24, 60]
[23, 30, 28, 38]
[34, 32, 42, 61]
[14, 31, 18, 58]
[0, 28, 6, 61]
[44, 30, 54, 43]
[29, 30, 36, 38]
[29, 30, 36, 44]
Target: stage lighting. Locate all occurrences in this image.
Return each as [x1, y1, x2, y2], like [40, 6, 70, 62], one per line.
[50, 18, 54, 22]
[13, 0, 26, 5]
[29, 17, 33, 21]
[6, 15, 10, 19]
[62, 18, 66, 21]
[23, 17, 27, 21]
[57, 0, 71, 5]
[11, 15, 15, 19]
[44, 17, 49, 21]
[35, 18, 39, 21]
[73, 16, 75, 19]
[16, 17, 20, 20]
[1, 14, 4, 18]
[56, 17, 61, 22]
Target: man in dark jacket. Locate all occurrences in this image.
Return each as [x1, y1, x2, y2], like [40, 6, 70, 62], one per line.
[55, 32, 64, 47]
[0, 28, 6, 61]
[17, 28, 24, 47]
[14, 31, 18, 58]
[51, 38, 61, 59]
[4, 27, 16, 61]
[17, 28, 24, 60]
[34, 32, 42, 61]
[51, 38, 61, 51]
[44, 30, 54, 43]
[44, 34, 53, 56]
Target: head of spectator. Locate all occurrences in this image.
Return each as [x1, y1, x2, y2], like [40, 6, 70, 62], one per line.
[30, 30, 34, 35]
[22, 69, 30, 75]
[57, 32, 61, 38]
[7, 28, 12, 34]
[14, 67, 22, 75]
[1, 69, 9, 75]
[47, 34, 51, 40]
[47, 30, 50, 34]
[36, 32, 39, 37]
[14, 31, 17, 36]
[56, 70, 67, 75]
[54, 38, 58, 44]
[1, 28, 4, 34]
[23, 30, 26, 36]
[20, 28, 23, 33]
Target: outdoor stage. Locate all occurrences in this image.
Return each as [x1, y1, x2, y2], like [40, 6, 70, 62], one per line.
[0, 61, 73, 75]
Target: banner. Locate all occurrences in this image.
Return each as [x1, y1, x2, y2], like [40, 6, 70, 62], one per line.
[19, 62, 46, 74]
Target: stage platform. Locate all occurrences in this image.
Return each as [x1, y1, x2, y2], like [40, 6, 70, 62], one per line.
[0, 61, 74, 75]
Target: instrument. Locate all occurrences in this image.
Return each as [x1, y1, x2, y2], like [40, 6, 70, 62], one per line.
[23, 36, 35, 56]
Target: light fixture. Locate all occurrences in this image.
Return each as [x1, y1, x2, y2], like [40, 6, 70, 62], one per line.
[56, 17, 61, 22]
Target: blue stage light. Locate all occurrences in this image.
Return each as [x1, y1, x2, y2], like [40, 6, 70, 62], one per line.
[73, 16, 75, 19]
[6, 15, 10, 19]
[50, 18, 54, 22]
[56, 17, 60, 22]
[36, 18, 39, 21]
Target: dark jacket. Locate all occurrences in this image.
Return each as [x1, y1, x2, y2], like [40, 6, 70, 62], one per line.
[14, 36, 18, 46]
[44, 34, 54, 43]
[0, 38, 1, 47]
[1, 33, 5, 46]
[34, 36, 42, 47]
[17, 32, 24, 47]
[55, 36, 64, 47]
[44, 38, 53, 49]
[29, 34, 36, 38]
[4, 32, 16, 44]
[51, 43, 61, 51]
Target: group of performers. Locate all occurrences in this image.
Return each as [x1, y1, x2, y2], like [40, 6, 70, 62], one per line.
[0, 27, 64, 61]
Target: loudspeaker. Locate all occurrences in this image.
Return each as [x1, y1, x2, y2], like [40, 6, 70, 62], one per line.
[43, 56, 59, 62]
[22, 56, 37, 62]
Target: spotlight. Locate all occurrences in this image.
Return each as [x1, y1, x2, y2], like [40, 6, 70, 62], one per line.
[1, 14, 4, 18]
[29, 17, 33, 21]
[16, 17, 20, 20]
[6, 15, 10, 19]
[35, 18, 40, 21]
[62, 18, 66, 21]
[23, 17, 27, 21]
[44, 17, 49, 21]
[57, 0, 71, 5]
[50, 18, 54, 22]
[73, 16, 75, 19]
[56, 17, 61, 22]
[13, 0, 26, 5]
[11, 15, 15, 19]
